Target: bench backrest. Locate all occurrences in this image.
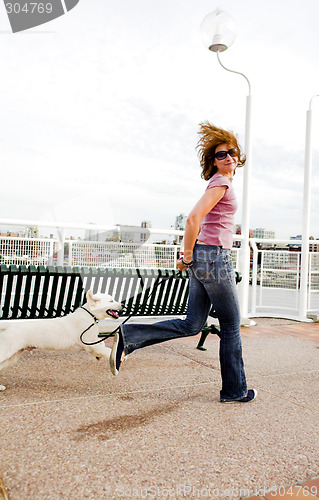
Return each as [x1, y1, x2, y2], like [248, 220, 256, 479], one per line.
[0, 265, 189, 320]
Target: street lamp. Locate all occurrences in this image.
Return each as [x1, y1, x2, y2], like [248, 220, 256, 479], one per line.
[200, 9, 253, 324]
[200, 9, 236, 52]
[300, 94, 319, 320]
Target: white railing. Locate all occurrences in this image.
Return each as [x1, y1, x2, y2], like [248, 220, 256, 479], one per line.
[0, 219, 185, 268]
[0, 236, 55, 266]
[68, 240, 180, 269]
[308, 252, 319, 314]
[249, 238, 319, 320]
[0, 232, 241, 270]
[1, 219, 319, 320]
[0, 238, 181, 269]
[251, 247, 301, 316]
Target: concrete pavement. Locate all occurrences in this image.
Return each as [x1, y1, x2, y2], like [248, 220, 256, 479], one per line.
[0, 318, 318, 499]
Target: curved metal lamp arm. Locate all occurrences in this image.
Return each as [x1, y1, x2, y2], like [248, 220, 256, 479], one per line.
[309, 94, 319, 110]
[217, 51, 251, 95]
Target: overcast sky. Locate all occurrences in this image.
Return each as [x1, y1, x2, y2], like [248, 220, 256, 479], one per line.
[0, 0, 319, 239]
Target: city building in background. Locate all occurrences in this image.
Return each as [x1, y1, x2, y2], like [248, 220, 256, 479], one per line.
[140, 221, 152, 243]
[289, 235, 319, 252]
[174, 213, 187, 244]
[252, 228, 275, 239]
[175, 214, 187, 231]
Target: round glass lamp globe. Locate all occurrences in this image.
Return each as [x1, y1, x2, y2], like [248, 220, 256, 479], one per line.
[200, 9, 237, 52]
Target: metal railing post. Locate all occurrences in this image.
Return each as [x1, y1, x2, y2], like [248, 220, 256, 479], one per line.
[238, 93, 253, 323]
[48, 239, 54, 266]
[56, 228, 66, 267]
[250, 238, 258, 315]
[300, 95, 319, 320]
[68, 240, 73, 266]
[216, 53, 253, 324]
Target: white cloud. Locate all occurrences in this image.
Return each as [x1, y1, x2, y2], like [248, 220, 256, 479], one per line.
[0, 0, 319, 240]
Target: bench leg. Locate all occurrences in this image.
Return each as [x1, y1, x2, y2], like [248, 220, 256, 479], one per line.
[97, 332, 116, 339]
[196, 330, 210, 351]
[196, 325, 220, 351]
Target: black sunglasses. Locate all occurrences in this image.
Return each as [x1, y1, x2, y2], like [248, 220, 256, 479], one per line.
[214, 148, 239, 161]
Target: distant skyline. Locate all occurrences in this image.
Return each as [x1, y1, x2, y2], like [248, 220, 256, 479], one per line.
[0, 0, 318, 239]
[1, 217, 317, 243]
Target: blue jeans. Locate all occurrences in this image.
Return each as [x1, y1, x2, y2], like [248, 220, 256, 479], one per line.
[121, 244, 247, 401]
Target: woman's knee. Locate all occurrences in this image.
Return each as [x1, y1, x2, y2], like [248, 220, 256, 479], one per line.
[183, 318, 206, 336]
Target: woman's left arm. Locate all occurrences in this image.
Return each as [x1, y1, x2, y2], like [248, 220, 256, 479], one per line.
[178, 186, 227, 270]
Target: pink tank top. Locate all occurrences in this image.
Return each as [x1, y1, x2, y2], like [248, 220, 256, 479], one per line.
[197, 173, 237, 249]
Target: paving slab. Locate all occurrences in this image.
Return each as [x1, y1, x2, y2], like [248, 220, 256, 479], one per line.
[0, 319, 318, 499]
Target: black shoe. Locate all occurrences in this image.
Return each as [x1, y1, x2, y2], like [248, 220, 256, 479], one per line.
[220, 389, 257, 403]
[109, 331, 124, 376]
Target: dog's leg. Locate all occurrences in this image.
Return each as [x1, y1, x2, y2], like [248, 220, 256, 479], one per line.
[85, 343, 112, 361]
[0, 350, 28, 391]
[0, 349, 26, 372]
[0, 334, 25, 391]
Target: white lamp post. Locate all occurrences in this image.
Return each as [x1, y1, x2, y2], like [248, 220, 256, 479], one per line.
[200, 9, 252, 323]
[299, 95, 319, 320]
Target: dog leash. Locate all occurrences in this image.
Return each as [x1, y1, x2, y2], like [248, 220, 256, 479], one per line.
[79, 272, 183, 347]
[79, 306, 99, 339]
[79, 304, 134, 346]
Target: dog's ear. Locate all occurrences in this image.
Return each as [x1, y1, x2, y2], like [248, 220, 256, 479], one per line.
[86, 290, 101, 307]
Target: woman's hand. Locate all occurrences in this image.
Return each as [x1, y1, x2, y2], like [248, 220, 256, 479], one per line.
[177, 257, 193, 271]
[177, 258, 187, 271]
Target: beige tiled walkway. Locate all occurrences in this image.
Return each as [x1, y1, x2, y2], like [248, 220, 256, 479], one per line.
[0, 318, 318, 499]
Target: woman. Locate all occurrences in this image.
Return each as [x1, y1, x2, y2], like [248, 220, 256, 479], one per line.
[110, 122, 256, 404]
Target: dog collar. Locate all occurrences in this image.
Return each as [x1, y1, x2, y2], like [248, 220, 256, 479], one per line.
[81, 306, 99, 324]
[79, 306, 100, 339]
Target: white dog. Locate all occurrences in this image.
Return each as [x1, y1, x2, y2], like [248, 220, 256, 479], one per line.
[0, 290, 122, 391]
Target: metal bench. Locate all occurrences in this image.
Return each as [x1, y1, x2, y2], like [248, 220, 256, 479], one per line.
[0, 265, 241, 350]
[0, 265, 189, 318]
